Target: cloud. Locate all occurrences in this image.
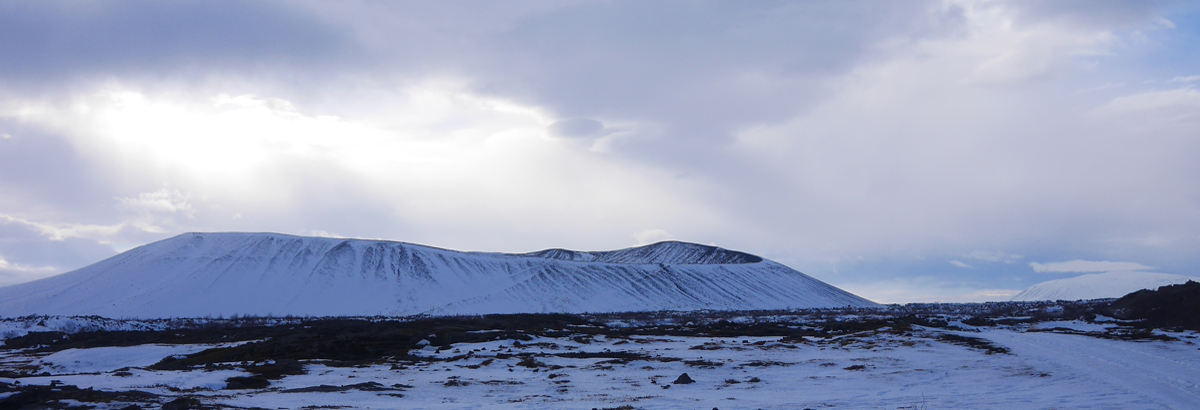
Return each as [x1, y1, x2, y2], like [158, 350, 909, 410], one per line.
[633, 229, 672, 246]
[843, 276, 1023, 304]
[116, 189, 195, 217]
[0, 256, 59, 287]
[2, 83, 720, 254]
[1099, 87, 1200, 124]
[1172, 75, 1200, 83]
[308, 230, 344, 238]
[0, 213, 128, 242]
[0, 256, 55, 273]
[0, 1, 352, 89]
[964, 251, 1023, 263]
[950, 260, 974, 269]
[0, 222, 116, 286]
[0, 119, 119, 218]
[286, 0, 969, 151]
[547, 119, 605, 139]
[1005, 0, 1165, 29]
[1029, 260, 1155, 273]
[1, 1, 1198, 301]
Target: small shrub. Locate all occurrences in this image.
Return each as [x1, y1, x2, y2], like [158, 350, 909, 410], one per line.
[684, 359, 723, 368]
[516, 356, 545, 368]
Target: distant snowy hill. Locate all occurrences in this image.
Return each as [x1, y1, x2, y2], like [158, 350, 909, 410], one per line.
[0, 232, 876, 318]
[1012, 271, 1199, 301]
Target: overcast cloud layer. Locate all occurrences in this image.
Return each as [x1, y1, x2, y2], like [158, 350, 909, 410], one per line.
[1, 0, 1198, 302]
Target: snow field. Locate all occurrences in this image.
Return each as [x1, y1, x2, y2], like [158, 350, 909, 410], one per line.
[5, 325, 1199, 409]
[33, 345, 224, 374]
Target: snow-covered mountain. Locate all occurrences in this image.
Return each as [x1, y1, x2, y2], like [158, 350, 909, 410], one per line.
[1012, 271, 1199, 301]
[0, 232, 876, 318]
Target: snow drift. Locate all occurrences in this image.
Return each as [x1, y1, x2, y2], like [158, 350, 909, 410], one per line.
[1012, 271, 1200, 301]
[0, 232, 875, 318]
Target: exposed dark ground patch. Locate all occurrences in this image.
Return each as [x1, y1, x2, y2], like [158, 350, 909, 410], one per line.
[0, 381, 159, 409]
[281, 381, 399, 393]
[937, 334, 1010, 355]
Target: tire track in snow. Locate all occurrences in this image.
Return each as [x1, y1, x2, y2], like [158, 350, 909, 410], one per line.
[980, 330, 1200, 409]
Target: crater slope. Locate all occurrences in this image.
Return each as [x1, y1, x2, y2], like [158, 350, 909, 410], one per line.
[0, 232, 875, 318]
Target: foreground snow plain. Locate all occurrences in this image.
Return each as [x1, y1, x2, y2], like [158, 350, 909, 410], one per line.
[3, 310, 1199, 409]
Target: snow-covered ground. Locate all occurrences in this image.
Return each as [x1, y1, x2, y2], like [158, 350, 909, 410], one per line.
[33, 344, 232, 374]
[3, 319, 1198, 409]
[0, 316, 300, 342]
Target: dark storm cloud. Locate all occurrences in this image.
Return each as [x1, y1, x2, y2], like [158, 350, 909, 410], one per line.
[1, 0, 962, 135]
[0, 0, 352, 88]
[473, 1, 964, 140]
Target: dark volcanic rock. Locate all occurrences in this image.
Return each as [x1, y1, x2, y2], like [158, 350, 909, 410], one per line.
[0, 381, 158, 409]
[1107, 281, 1200, 329]
[281, 382, 393, 393]
[225, 376, 270, 389]
[673, 373, 695, 384]
[161, 397, 204, 410]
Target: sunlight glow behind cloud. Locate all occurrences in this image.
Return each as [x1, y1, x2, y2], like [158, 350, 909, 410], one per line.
[3, 81, 722, 255]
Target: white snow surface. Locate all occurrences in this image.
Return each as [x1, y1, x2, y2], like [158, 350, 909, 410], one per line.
[3, 326, 1199, 409]
[0, 232, 875, 318]
[0, 316, 298, 343]
[1012, 271, 1199, 301]
[1030, 320, 1117, 333]
[33, 343, 248, 374]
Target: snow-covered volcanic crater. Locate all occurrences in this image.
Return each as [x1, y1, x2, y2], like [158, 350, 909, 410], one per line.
[1011, 271, 1200, 301]
[0, 233, 875, 318]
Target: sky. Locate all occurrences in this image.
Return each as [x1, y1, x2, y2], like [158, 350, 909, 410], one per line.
[1, 0, 1198, 303]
